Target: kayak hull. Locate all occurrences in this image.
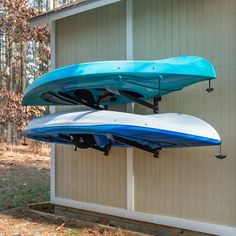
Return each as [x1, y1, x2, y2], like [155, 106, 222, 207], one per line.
[23, 110, 221, 149]
[22, 56, 216, 106]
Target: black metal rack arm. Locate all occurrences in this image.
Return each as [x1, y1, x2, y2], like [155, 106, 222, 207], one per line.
[112, 135, 161, 158]
[118, 90, 158, 112]
[153, 96, 160, 114]
[58, 91, 104, 110]
[42, 91, 78, 105]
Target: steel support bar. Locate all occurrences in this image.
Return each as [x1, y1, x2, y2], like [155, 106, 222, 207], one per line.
[118, 90, 157, 111]
[58, 91, 104, 110]
[113, 135, 160, 157]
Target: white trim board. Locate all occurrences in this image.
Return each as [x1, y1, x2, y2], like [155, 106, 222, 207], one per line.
[125, 0, 134, 212]
[49, 21, 56, 73]
[30, 0, 122, 26]
[126, 0, 133, 60]
[50, 143, 56, 201]
[49, 20, 56, 202]
[51, 197, 236, 236]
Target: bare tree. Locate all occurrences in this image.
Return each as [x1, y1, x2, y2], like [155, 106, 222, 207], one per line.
[0, 0, 50, 143]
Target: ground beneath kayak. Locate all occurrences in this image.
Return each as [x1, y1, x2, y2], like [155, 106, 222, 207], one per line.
[0, 144, 130, 235]
[0, 144, 213, 236]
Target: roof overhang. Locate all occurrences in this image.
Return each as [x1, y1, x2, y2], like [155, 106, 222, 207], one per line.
[30, 0, 122, 26]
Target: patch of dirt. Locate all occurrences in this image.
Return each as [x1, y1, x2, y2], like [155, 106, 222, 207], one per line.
[0, 144, 50, 210]
[0, 144, 209, 236]
[0, 144, 132, 236]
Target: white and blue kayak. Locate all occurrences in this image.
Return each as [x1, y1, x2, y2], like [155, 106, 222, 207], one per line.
[23, 110, 221, 157]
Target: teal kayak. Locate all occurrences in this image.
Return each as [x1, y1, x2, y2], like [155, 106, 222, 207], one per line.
[22, 56, 216, 107]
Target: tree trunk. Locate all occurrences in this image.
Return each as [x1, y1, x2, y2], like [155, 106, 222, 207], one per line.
[7, 121, 11, 144]
[0, 35, 2, 88]
[19, 41, 26, 93]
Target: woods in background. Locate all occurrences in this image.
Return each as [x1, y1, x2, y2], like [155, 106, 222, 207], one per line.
[0, 0, 50, 143]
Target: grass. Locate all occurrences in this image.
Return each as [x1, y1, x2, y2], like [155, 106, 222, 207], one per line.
[0, 144, 130, 235]
[0, 181, 49, 210]
[0, 144, 50, 210]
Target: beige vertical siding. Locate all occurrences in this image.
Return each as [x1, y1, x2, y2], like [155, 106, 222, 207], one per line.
[55, 1, 127, 209]
[133, 0, 236, 227]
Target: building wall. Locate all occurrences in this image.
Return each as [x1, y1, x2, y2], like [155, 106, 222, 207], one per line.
[55, 1, 127, 209]
[133, 0, 236, 227]
[53, 0, 236, 230]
